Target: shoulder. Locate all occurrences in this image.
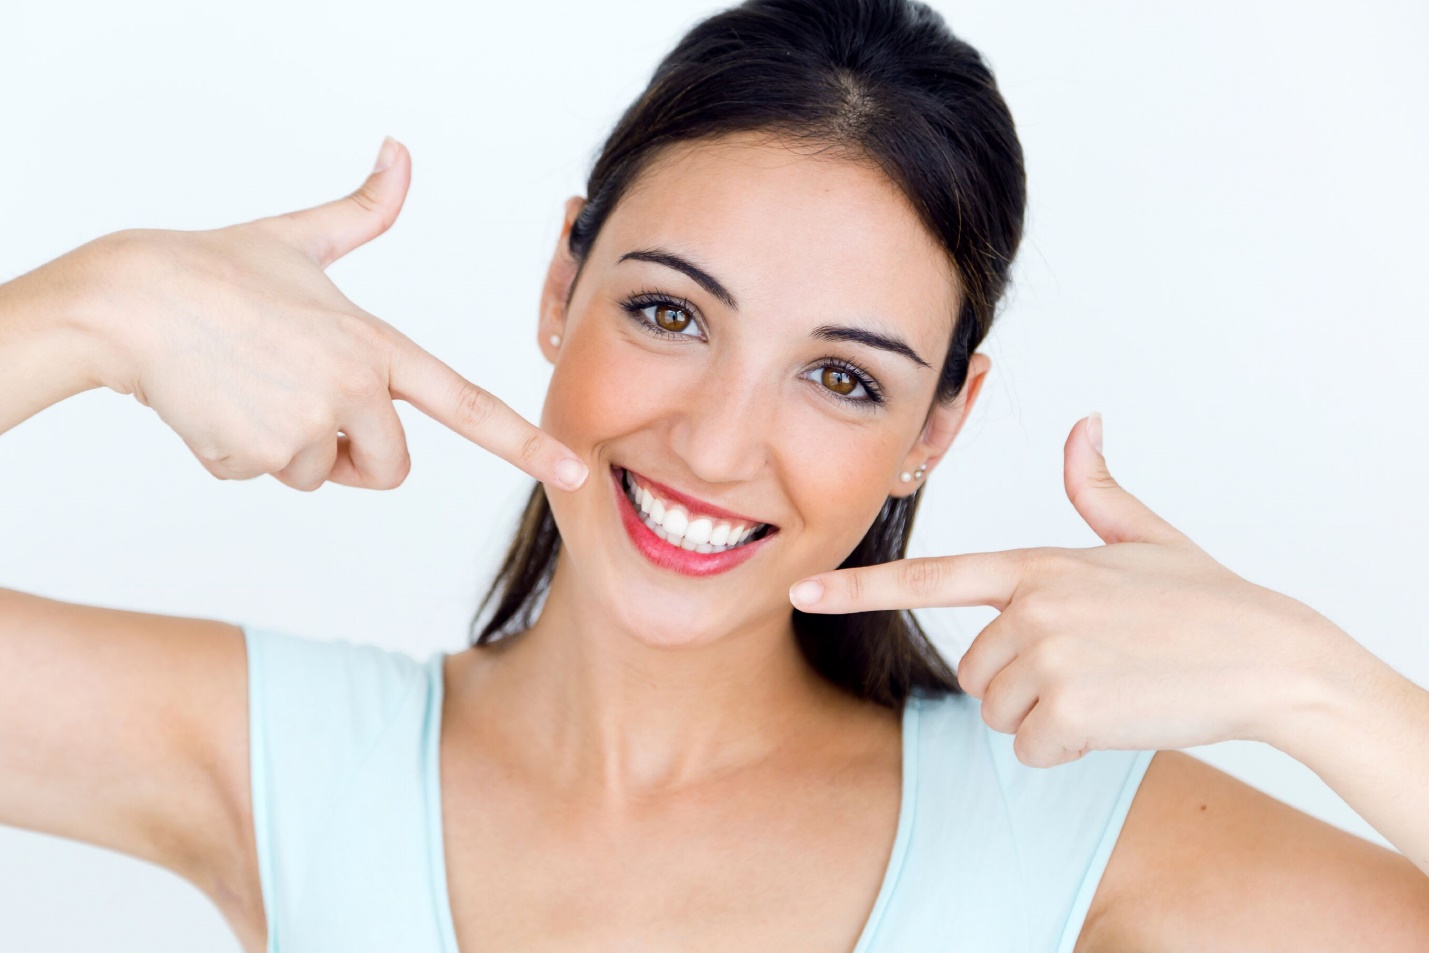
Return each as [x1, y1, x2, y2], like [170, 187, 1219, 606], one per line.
[1080, 748, 1429, 953]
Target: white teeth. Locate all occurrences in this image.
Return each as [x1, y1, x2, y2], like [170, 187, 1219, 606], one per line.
[622, 469, 770, 554]
[685, 517, 712, 545]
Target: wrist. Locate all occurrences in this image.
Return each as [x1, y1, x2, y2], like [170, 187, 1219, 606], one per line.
[14, 231, 145, 394]
[62, 230, 153, 392]
[1258, 625, 1395, 761]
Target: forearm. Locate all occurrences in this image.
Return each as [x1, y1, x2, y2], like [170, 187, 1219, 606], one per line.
[0, 247, 120, 436]
[1263, 634, 1429, 879]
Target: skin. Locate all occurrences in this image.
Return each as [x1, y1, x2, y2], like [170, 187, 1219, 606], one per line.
[6, 134, 1424, 952]
[0, 131, 987, 952]
[433, 130, 989, 948]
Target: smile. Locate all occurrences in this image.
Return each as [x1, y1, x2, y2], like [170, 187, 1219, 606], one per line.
[611, 466, 778, 577]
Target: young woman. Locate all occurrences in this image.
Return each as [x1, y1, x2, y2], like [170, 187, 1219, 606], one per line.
[3, 1, 1427, 950]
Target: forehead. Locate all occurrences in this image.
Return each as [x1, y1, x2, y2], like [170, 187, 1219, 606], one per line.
[595, 132, 960, 354]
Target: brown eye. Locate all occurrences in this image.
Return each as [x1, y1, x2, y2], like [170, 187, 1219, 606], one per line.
[654, 304, 690, 332]
[821, 367, 857, 395]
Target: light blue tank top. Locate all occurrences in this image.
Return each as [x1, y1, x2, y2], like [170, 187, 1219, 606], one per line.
[243, 623, 1155, 953]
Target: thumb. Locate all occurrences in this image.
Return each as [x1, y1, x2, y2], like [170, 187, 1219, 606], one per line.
[271, 136, 412, 269]
[1064, 412, 1185, 545]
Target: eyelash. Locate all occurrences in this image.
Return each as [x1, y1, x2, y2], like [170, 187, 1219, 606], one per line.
[617, 289, 887, 408]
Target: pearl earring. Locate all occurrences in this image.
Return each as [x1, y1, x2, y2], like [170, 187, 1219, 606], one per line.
[900, 461, 929, 483]
[549, 334, 561, 348]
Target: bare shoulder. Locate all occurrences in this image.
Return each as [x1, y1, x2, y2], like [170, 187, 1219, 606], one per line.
[1074, 749, 1429, 953]
[0, 590, 265, 950]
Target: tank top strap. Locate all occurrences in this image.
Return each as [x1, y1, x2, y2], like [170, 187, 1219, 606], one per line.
[863, 690, 1156, 953]
[242, 623, 449, 952]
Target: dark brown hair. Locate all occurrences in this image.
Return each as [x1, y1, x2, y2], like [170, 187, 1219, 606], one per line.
[470, 0, 1026, 710]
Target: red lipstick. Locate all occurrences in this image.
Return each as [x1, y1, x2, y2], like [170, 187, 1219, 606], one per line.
[611, 466, 776, 577]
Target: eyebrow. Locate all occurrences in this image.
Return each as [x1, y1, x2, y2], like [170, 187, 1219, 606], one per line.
[618, 249, 738, 310]
[617, 247, 932, 370]
[810, 325, 931, 369]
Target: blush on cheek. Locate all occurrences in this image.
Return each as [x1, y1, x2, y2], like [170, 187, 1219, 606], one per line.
[541, 326, 649, 446]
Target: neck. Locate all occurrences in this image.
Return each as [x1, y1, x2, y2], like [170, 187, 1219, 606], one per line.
[457, 549, 847, 798]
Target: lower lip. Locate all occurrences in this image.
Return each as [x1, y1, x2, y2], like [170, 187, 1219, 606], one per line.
[612, 467, 776, 577]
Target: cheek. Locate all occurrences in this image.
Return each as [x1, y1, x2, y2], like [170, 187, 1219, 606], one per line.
[781, 424, 903, 550]
[539, 325, 673, 449]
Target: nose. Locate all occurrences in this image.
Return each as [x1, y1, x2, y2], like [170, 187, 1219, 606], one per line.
[666, 360, 772, 486]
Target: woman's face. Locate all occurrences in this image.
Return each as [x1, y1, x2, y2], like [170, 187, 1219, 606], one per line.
[536, 131, 989, 648]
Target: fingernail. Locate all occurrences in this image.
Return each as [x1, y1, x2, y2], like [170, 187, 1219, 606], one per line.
[373, 136, 398, 174]
[790, 580, 824, 607]
[1087, 411, 1104, 456]
[555, 457, 588, 490]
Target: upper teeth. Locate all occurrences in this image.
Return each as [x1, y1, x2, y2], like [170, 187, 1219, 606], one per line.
[623, 470, 767, 554]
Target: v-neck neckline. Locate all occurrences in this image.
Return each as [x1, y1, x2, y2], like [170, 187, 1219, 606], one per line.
[423, 651, 921, 953]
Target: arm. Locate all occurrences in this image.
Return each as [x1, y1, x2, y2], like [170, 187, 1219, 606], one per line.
[0, 139, 583, 953]
[0, 251, 266, 942]
[790, 413, 1429, 946]
[0, 235, 122, 436]
[0, 590, 261, 940]
[1259, 636, 1429, 878]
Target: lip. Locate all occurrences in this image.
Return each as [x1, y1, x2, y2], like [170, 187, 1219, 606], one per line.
[611, 466, 778, 577]
[624, 467, 773, 527]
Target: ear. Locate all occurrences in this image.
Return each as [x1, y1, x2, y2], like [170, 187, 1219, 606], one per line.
[538, 195, 587, 364]
[890, 351, 992, 497]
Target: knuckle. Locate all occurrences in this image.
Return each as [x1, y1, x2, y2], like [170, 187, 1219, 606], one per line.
[453, 382, 497, 432]
[255, 444, 294, 473]
[289, 406, 333, 441]
[1017, 591, 1058, 631]
[356, 316, 400, 361]
[336, 366, 386, 404]
[1013, 734, 1040, 768]
[1038, 547, 1080, 579]
[1088, 471, 1121, 492]
[980, 695, 1011, 734]
[1026, 637, 1067, 677]
[517, 431, 543, 465]
[841, 569, 863, 604]
[192, 444, 232, 465]
[987, 708, 1018, 737]
[375, 454, 412, 490]
[346, 184, 381, 216]
[278, 471, 323, 493]
[901, 558, 944, 600]
[1041, 687, 1081, 728]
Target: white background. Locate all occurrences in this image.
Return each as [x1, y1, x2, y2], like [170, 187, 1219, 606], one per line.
[2, 0, 1426, 948]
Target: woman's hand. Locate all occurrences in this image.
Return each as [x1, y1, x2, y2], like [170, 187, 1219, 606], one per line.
[789, 414, 1374, 767]
[50, 136, 588, 493]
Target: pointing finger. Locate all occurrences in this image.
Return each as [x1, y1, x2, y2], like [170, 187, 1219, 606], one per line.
[387, 335, 588, 491]
[789, 552, 1027, 614]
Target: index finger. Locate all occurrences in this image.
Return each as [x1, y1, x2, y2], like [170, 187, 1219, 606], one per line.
[388, 337, 588, 491]
[789, 552, 1026, 614]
